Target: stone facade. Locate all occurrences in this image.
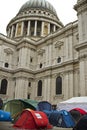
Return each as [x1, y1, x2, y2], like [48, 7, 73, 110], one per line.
[0, 0, 87, 106]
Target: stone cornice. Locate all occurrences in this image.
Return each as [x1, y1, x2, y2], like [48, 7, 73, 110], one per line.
[75, 41, 87, 51]
[16, 40, 36, 51]
[78, 54, 87, 61]
[74, 0, 87, 14]
[7, 15, 60, 27]
[0, 33, 16, 46]
[0, 59, 79, 78]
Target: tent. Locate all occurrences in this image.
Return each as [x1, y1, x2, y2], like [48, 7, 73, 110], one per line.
[37, 101, 53, 120]
[73, 115, 87, 130]
[48, 110, 75, 128]
[70, 108, 87, 123]
[2, 99, 38, 119]
[13, 109, 53, 129]
[37, 101, 52, 111]
[57, 97, 87, 111]
[0, 110, 12, 121]
[70, 108, 87, 115]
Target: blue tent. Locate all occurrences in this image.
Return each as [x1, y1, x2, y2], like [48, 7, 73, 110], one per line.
[0, 110, 12, 121]
[48, 110, 75, 128]
[37, 101, 52, 111]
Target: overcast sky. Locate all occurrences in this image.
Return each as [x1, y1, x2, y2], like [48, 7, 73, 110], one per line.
[0, 0, 77, 35]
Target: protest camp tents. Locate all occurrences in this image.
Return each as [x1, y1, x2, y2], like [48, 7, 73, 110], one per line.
[2, 99, 38, 119]
[57, 97, 87, 112]
[37, 101, 75, 128]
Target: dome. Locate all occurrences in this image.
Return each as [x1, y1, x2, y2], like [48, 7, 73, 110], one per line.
[7, 0, 63, 40]
[19, 0, 57, 16]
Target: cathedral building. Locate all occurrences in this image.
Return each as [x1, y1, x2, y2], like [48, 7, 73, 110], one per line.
[0, 0, 87, 106]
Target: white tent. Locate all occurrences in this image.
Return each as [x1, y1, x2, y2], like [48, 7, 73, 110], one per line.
[57, 97, 87, 111]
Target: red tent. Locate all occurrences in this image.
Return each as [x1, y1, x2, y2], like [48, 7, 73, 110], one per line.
[70, 108, 87, 123]
[13, 109, 52, 129]
[70, 108, 87, 115]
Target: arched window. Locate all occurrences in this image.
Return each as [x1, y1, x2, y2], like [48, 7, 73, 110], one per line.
[28, 82, 31, 87]
[56, 76, 62, 95]
[57, 57, 61, 63]
[27, 94, 30, 99]
[4, 62, 9, 68]
[40, 63, 42, 68]
[0, 79, 8, 94]
[37, 80, 42, 96]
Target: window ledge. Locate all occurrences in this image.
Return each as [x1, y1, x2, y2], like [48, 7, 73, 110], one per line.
[35, 96, 43, 100]
[54, 94, 64, 99]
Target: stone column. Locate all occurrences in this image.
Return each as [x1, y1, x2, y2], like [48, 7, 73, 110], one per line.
[27, 21, 30, 36]
[7, 78, 15, 99]
[44, 77, 51, 101]
[47, 77, 51, 101]
[41, 22, 44, 37]
[44, 79, 47, 101]
[64, 73, 69, 99]
[68, 71, 73, 98]
[15, 78, 27, 98]
[68, 35, 73, 60]
[34, 20, 37, 36]
[79, 59, 86, 95]
[45, 45, 49, 66]
[21, 47, 27, 67]
[21, 22, 24, 36]
[74, 70, 79, 96]
[49, 44, 52, 65]
[50, 75, 55, 103]
[11, 25, 14, 38]
[7, 28, 10, 37]
[48, 23, 50, 34]
[65, 37, 69, 61]
[53, 25, 56, 32]
[15, 23, 18, 37]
